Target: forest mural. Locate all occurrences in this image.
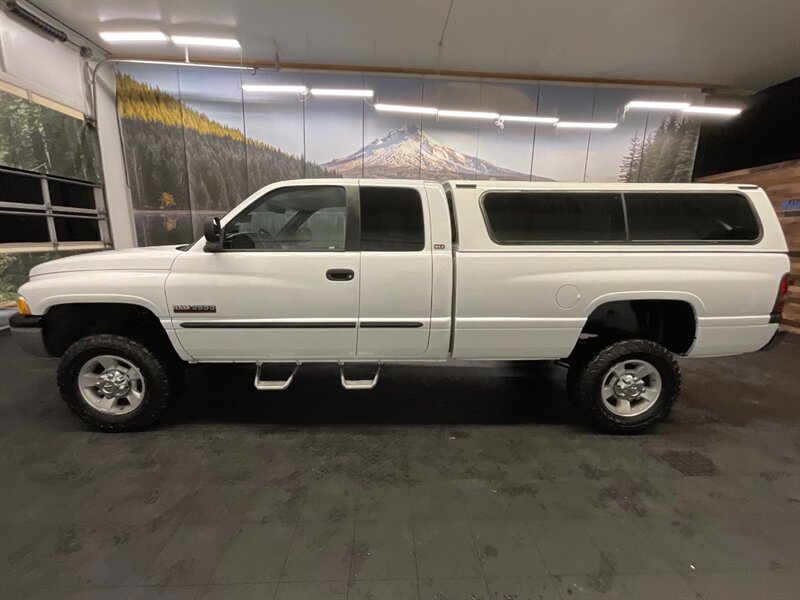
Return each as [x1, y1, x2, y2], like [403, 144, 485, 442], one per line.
[0, 89, 102, 183]
[115, 65, 704, 246]
[618, 116, 700, 183]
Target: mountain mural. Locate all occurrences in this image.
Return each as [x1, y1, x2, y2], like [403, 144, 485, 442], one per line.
[322, 124, 550, 181]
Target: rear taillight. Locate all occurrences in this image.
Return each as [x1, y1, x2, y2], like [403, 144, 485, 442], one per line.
[771, 273, 790, 319]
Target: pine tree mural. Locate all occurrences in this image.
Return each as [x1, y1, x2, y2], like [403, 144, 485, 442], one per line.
[618, 132, 643, 182]
[0, 90, 101, 182]
[115, 73, 338, 245]
[618, 115, 700, 183]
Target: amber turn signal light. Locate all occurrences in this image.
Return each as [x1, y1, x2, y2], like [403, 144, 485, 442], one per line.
[16, 295, 31, 315]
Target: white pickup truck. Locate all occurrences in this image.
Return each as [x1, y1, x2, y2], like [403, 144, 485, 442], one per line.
[11, 180, 790, 433]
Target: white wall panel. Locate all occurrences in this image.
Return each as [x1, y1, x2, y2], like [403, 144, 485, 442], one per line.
[0, 12, 87, 113]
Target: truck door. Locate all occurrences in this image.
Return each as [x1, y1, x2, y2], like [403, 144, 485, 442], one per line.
[166, 184, 360, 361]
[356, 184, 432, 357]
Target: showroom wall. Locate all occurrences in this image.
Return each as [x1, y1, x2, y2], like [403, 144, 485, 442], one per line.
[116, 64, 706, 246]
[0, 12, 137, 243]
[0, 12, 98, 300]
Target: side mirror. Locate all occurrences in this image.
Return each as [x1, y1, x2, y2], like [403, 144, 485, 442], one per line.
[203, 217, 222, 252]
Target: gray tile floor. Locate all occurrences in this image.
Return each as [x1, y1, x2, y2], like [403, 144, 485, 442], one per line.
[1, 330, 798, 600]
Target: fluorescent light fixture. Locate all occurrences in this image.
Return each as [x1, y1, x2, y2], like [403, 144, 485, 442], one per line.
[99, 31, 168, 42]
[437, 109, 499, 120]
[625, 100, 690, 111]
[241, 84, 308, 94]
[683, 106, 742, 116]
[310, 89, 374, 97]
[171, 35, 241, 48]
[374, 103, 438, 115]
[500, 114, 559, 124]
[556, 121, 618, 129]
[116, 59, 252, 70]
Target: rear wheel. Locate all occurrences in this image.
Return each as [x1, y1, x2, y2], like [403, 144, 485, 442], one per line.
[57, 334, 177, 432]
[569, 338, 680, 434]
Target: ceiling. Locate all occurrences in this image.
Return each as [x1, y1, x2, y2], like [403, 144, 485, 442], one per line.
[31, 0, 800, 91]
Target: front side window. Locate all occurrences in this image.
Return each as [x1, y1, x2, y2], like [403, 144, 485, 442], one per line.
[482, 192, 626, 243]
[360, 187, 425, 251]
[223, 186, 347, 250]
[625, 192, 760, 242]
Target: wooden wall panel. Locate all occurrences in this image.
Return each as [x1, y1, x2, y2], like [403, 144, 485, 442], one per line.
[697, 160, 800, 334]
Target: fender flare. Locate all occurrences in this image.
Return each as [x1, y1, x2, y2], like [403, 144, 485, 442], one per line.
[583, 291, 705, 319]
[38, 294, 165, 318]
[39, 296, 193, 362]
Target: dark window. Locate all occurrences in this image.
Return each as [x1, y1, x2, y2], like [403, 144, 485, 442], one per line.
[625, 192, 760, 242]
[482, 192, 626, 243]
[0, 214, 50, 243]
[48, 181, 97, 210]
[223, 186, 346, 251]
[0, 171, 43, 205]
[0, 168, 108, 248]
[53, 217, 101, 242]
[360, 187, 425, 251]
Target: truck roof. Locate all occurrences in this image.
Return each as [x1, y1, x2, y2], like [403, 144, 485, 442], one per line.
[268, 178, 758, 192]
[443, 181, 759, 191]
[272, 178, 429, 186]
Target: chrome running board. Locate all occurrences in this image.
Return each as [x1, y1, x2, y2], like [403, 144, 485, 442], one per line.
[339, 362, 382, 390]
[254, 362, 301, 391]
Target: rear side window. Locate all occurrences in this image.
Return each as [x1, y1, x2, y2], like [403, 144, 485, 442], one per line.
[625, 192, 760, 242]
[482, 192, 626, 243]
[360, 187, 425, 251]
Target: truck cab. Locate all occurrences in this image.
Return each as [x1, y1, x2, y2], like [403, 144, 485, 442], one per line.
[165, 180, 453, 361]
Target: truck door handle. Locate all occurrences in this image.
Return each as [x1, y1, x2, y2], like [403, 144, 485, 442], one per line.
[326, 268, 354, 281]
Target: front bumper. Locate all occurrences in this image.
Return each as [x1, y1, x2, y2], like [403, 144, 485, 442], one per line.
[9, 313, 50, 357]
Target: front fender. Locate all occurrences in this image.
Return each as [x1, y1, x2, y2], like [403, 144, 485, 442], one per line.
[19, 270, 170, 317]
[17, 271, 193, 362]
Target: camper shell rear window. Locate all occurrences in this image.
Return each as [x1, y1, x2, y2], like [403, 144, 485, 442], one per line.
[624, 192, 760, 242]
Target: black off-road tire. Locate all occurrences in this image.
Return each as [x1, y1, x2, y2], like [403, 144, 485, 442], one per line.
[568, 338, 681, 434]
[57, 334, 176, 432]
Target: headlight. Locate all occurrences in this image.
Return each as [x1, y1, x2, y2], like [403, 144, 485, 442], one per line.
[16, 295, 31, 315]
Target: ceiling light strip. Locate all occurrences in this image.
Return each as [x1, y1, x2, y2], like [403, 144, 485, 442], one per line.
[556, 121, 618, 129]
[626, 100, 691, 111]
[171, 35, 241, 48]
[114, 59, 253, 70]
[500, 115, 559, 124]
[683, 106, 742, 116]
[374, 103, 438, 115]
[310, 89, 374, 97]
[437, 109, 499, 120]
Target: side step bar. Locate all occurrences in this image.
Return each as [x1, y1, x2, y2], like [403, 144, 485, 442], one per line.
[254, 362, 301, 391]
[339, 362, 382, 390]
[253, 361, 383, 391]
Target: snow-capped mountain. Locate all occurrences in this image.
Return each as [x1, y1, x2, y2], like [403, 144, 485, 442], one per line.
[322, 124, 550, 181]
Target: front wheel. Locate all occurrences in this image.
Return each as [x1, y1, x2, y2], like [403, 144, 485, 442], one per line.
[57, 334, 177, 432]
[569, 339, 680, 434]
